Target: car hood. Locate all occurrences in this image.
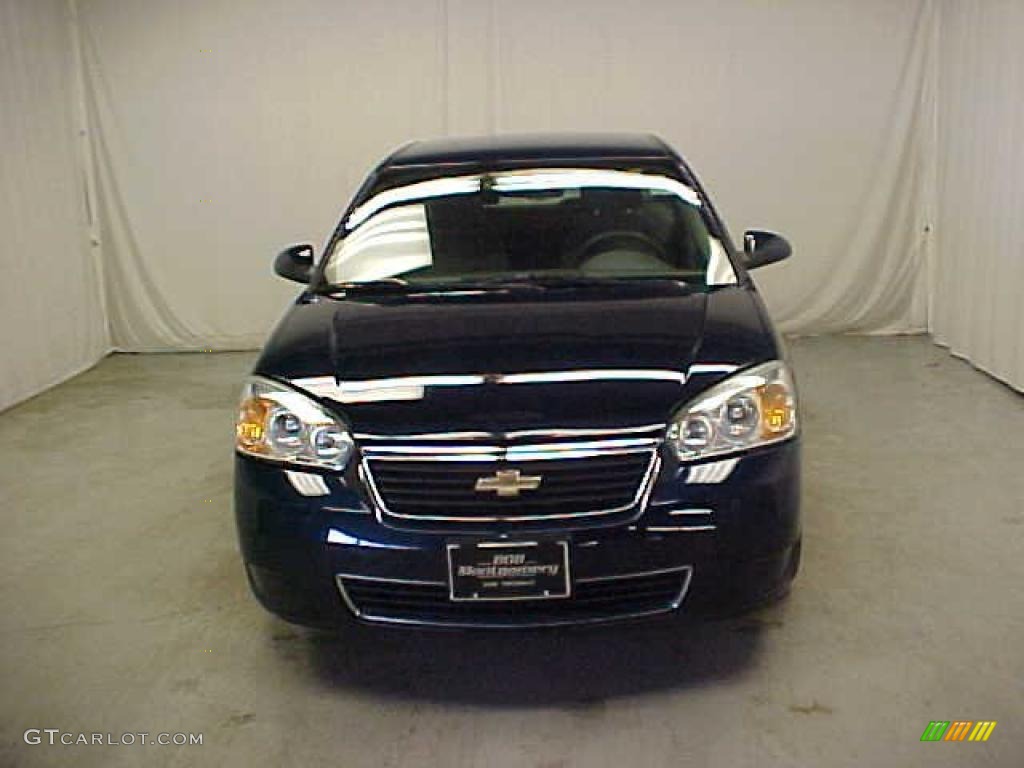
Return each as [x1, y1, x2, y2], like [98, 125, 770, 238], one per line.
[255, 284, 771, 435]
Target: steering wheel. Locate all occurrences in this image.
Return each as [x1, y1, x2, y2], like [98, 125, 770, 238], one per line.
[567, 230, 668, 267]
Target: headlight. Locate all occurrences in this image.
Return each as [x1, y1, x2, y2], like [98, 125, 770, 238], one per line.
[668, 360, 797, 461]
[235, 376, 355, 470]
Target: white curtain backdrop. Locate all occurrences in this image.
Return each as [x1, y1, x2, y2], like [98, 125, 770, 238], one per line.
[932, 0, 1024, 392]
[0, 0, 108, 412]
[76, 0, 934, 352]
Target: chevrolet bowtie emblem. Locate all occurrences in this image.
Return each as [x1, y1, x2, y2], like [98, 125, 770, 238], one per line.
[474, 469, 542, 498]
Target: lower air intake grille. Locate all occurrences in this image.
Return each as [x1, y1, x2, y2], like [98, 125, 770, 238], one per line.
[337, 567, 691, 627]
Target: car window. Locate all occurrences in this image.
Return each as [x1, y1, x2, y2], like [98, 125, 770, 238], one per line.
[323, 169, 736, 287]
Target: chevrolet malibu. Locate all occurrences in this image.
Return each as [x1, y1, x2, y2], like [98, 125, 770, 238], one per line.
[234, 133, 800, 628]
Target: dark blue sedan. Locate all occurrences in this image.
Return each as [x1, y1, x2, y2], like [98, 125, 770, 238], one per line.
[234, 133, 800, 628]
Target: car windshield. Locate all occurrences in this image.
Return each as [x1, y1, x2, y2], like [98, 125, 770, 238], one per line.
[321, 168, 736, 289]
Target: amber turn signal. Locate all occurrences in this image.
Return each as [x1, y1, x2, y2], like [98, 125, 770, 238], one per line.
[236, 396, 272, 453]
[759, 382, 795, 437]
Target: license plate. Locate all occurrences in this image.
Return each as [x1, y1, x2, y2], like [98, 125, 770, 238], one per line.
[447, 540, 570, 601]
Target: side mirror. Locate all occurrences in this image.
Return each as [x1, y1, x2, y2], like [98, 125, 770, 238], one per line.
[274, 243, 314, 283]
[742, 230, 792, 270]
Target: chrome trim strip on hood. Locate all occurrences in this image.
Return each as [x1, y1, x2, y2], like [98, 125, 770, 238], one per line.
[686, 363, 739, 377]
[353, 424, 666, 442]
[361, 437, 660, 461]
[291, 369, 686, 404]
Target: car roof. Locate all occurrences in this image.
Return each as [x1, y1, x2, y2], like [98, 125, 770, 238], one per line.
[382, 132, 676, 168]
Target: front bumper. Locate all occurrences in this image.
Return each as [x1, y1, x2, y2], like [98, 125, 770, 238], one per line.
[234, 440, 801, 628]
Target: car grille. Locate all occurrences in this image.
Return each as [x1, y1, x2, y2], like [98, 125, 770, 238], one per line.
[364, 451, 657, 524]
[336, 567, 692, 627]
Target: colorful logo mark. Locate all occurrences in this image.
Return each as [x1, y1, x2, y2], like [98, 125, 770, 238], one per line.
[921, 721, 997, 742]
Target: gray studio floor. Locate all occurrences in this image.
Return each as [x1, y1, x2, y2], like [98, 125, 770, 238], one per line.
[1, 336, 1022, 768]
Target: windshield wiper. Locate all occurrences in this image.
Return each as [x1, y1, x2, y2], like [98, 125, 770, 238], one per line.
[323, 277, 518, 297]
[515, 274, 690, 288]
[323, 277, 411, 295]
[323, 273, 695, 296]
